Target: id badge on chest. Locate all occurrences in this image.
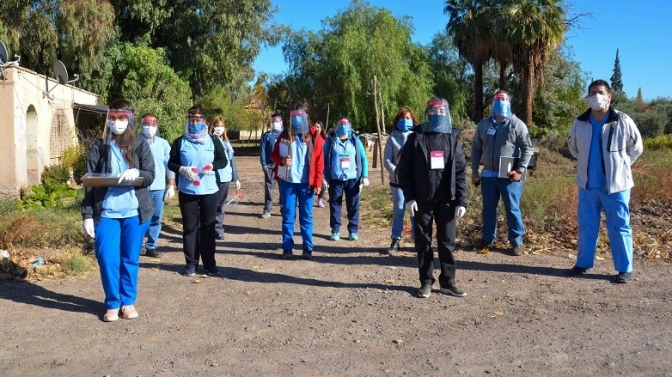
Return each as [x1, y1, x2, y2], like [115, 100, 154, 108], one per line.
[340, 154, 351, 170]
[487, 127, 496, 136]
[430, 151, 444, 170]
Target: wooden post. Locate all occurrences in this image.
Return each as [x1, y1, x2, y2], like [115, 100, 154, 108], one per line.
[376, 78, 385, 185]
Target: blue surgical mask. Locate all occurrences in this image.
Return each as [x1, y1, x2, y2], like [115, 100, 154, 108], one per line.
[336, 124, 351, 138]
[188, 122, 206, 135]
[493, 100, 512, 118]
[397, 119, 413, 131]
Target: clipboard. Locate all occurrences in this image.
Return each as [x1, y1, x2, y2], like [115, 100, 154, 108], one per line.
[81, 173, 145, 188]
[276, 139, 292, 180]
[498, 156, 526, 180]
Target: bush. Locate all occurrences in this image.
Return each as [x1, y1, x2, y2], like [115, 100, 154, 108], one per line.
[0, 208, 84, 249]
[644, 134, 672, 151]
[41, 164, 71, 185]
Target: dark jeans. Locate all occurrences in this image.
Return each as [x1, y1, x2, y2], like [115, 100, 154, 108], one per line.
[178, 191, 219, 270]
[328, 178, 361, 234]
[262, 165, 278, 212]
[414, 200, 458, 287]
[215, 182, 230, 237]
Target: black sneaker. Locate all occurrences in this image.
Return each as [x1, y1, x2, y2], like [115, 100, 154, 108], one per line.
[145, 249, 161, 258]
[612, 272, 632, 283]
[282, 250, 293, 260]
[302, 250, 313, 260]
[386, 239, 400, 255]
[439, 285, 466, 297]
[566, 265, 591, 276]
[511, 244, 524, 256]
[207, 267, 220, 276]
[474, 239, 493, 251]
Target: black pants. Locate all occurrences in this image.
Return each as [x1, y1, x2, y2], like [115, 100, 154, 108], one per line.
[414, 200, 458, 287]
[178, 191, 219, 270]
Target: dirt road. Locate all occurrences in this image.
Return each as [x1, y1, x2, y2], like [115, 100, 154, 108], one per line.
[1, 155, 671, 377]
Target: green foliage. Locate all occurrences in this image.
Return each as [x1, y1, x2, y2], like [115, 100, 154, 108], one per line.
[644, 134, 672, 151]
[277, 0, 434, 133]
[61, 249, 97, 276]
[610, 49, 624, 92]
[41, 165, 71, 185]
[0, 207, 84, 249]
[108, 43, 192, 143]
[631, 111, 667, 139]
[17, 180, 80, 211]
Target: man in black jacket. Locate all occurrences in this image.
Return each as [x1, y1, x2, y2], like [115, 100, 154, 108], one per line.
[397, 98, 468, 298]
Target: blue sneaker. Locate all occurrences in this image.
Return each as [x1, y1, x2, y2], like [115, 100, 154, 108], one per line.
[207, 267, 220, 276]
[184, 265, 196, 276]
[349, 232, 358, 241]
[330, 232, 340, 241]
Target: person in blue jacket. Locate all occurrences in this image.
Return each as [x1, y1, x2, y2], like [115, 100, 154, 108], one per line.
[323, 117, 369, 241]
[210, 116, 241, 240]
[260, 113, 283, 218]
[139, 113, 175, 258]
[168, 105, 228, 277]
[81, 98, 155, 322]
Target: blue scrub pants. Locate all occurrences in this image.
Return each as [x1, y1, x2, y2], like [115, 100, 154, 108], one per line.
[328, 178, 361, 234]
[279, 181, 314, 252]
[576, 188, 633, 273]
[95, 216, 147, 309]
[481, 177, 525, 245]
[144, 189, 166, 251]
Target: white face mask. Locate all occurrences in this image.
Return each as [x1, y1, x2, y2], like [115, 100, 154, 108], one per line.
[271, 121, 283, 132]
[213, 127, 225, 136]
[588, 93, 610, 111]
[109, 120, 129, 135]
[142, 126, 157, 138]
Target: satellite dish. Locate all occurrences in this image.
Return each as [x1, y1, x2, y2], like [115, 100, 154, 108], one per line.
[0, 41, 8, 64]
[53, 60, 69, 85]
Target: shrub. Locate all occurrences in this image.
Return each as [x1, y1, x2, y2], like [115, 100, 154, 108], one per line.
[41, 164, 71, 185]
[17, 180, 81, 210]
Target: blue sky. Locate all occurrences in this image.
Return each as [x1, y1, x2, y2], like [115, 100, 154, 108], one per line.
[253, 0, 672, 100]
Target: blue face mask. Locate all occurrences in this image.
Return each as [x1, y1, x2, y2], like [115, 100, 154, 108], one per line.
[336, 124, 351, 138]
[397, 119, 413, 131]
[188, 122, 206, 135]
[493, 100, 512, 118]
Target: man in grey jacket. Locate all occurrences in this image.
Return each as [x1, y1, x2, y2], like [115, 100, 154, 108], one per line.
[567, 79, 643, 283]
[471, 90, 534, 256]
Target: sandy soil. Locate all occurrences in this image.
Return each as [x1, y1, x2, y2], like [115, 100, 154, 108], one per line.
[1, 155, 671, 377]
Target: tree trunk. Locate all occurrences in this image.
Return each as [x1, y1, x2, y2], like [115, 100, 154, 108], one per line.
[521, 55, 535, 126]
[473, 58, 484, 122]
[498, 59, 507, 91]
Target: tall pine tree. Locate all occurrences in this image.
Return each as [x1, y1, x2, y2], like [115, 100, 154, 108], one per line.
[611, 49, 624, 92]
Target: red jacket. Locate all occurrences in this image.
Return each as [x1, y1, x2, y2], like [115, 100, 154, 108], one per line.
[271, 126, 325, 189]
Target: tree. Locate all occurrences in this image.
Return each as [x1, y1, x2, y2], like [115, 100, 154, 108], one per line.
[0, 0, 117, 94]
[497, 0, 566, 126]
[444, 0, 495, 122]
[279, 0, 434, 133]
[610, 49, 624, 92]
[111, 0, 285, 95]
[425, 31, 471, 119]
[108, 43, 192, 143]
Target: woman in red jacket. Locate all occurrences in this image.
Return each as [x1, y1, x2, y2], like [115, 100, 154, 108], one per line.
[271, 103, 324, 260]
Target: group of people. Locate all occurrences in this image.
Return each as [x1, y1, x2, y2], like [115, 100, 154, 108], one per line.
[81, 78, 643, 321]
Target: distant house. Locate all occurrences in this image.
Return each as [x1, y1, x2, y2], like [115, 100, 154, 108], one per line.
[0, 65, 102, 196]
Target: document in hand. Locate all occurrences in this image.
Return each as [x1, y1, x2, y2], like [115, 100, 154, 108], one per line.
[498, 156, 526, 180]
[277, 139, 292, 180]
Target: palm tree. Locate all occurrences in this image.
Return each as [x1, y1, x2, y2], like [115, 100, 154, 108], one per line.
[497, 0, 566, 125]
[444, 0, 495, 122]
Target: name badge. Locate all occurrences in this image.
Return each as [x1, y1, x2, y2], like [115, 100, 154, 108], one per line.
[430, 151, 444, 170]
[487, 127, 496, 135]
[340, 154, 350, 169]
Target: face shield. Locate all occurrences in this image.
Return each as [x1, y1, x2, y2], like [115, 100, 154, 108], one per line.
[185, 113, 207, 136]
[103, 109, 135, 142]
[290, 110, 309, 135]
[492, 92, 512, 118]
[335, 118, 352, 138]
[141, 115, 158, 139]
[422, 99, 452, 133]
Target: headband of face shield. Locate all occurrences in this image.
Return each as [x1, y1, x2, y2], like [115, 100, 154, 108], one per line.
[335, 118, 352, 138]
[104, 109, 135, 141]
[290, 110, 309, 134]
[422, 99, 452, 133]
[492, 92, 512, 118]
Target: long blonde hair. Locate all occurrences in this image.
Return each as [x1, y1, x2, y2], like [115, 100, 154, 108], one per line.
[210, 116, 229, 141]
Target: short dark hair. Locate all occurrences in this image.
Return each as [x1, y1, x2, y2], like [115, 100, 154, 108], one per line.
[588, 79, 611, 94]
[109, 98, 134, 112]
[271, 112, 282, 118]
[188, 104, 205, 116]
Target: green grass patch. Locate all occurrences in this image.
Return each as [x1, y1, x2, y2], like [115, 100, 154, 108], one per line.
[61, 248, 97, 276]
